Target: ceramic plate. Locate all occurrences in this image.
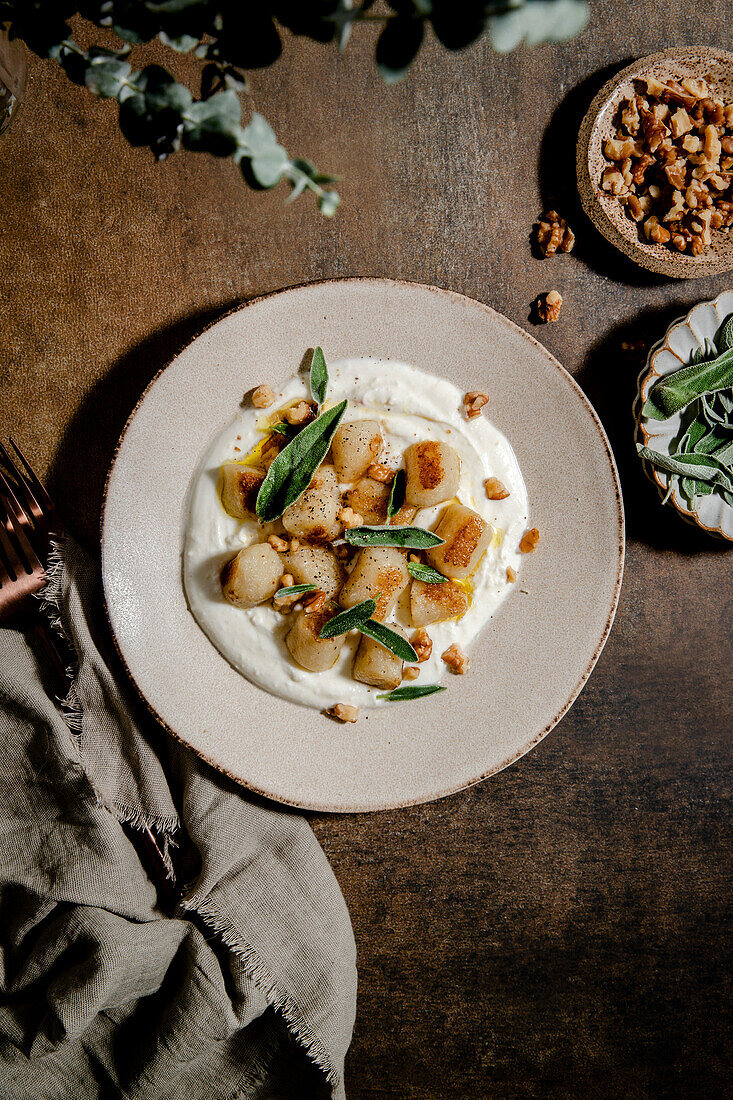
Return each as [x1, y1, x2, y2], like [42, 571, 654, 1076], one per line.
[102, 279, 624, 813]
[634, 291, 733, 539]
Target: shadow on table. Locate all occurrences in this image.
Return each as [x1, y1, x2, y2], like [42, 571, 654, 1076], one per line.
[48, 301, 241, 552]
[576, 304, 733, 555]
[537, 59, 668, 289]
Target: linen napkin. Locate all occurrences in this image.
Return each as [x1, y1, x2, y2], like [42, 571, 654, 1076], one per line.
[0, 537, 356, 1099]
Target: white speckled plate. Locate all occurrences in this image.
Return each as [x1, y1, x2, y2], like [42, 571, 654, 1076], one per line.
[635, 291, 733, 540]
[102, 279, 624, 813]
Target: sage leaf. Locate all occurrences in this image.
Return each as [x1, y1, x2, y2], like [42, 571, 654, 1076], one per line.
[637, 445, 733, 491]
[359, 620, 419, 663]
[642, 345, 733, 420]
[387, 468, 406, 518]
[377, 684, 447, 701]
[344, 525, 445, 549]
[718, 314, 733, 353]
[275, 583, 316, 598]
[318, 599, 376, 639]
[269, 421, 291, 436]
[256, 399, 347, 522]
[407, 562, 448, 584]
[310, 347, 328, 406]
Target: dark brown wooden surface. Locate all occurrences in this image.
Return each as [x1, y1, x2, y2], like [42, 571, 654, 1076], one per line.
[1, 4, 732, 1096]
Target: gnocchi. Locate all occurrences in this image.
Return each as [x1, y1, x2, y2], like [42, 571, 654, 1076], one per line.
[352, 625, 407, 690]
[282, 463, 342, 544]
[220, 463, 265, 521]
[331, 420, 382, 482]
[220, 543, 282, 608]
[426, 503, 492, 580]
[404, 441, 460, 508]
[339, 547, 409, 622]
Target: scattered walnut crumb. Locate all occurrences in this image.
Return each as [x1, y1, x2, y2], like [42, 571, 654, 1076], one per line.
[506, 566, 517, 583]
[536, 210, 576, 256]
[600, 73, 733, 257]
[411, 629, 433, 663]
[280, 573, 294, 589]
[290, 538, 300, 552]
[519, 527, 540, 553]
[284, 401, 315, 425]
[303, 590, 329, 614]
[537, 290, 563, 323]
[485, 477, 510, 500]
[252, 385, 275, 409]
[366, 463, 394, 483]
[330, 703, 359, 723]
[463, 391, 490, 420]
[442, 643, 469, 675]
[403, 666, 421, 681]
[339, 506, 363, 529]
[268, 534, 289, 552]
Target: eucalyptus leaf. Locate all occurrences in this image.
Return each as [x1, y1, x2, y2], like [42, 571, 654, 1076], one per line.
[310, 346, 328, 406]
[387, 468, 406, 518]
[182, 89, 242, 156]
[377, 684, 447, 701]
[85, 53, 131, 98]
[318, 599, 377, 639]
[242, 111, 288, 186]
[256, 398, 348, 521]
[275, 583, 316, 598]
[407, 562, 448, 583]
[489, 0, 589, 53]
[359, 620, 419, 663]
[376, 14, 424, 83]
[344, 525, 445, 549]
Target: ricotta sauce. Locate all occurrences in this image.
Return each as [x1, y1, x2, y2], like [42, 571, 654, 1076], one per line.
[183, 357, 529, 709]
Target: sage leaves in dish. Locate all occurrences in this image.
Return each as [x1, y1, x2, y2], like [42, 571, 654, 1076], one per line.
[643, 344, 733, 421]
[256, 399, 347, 522]
[318, 599, 376, 639]
[275, 583, 316, 598]
[310, 346, 328, 406]
[387, 468, 406, 518]
[407, 562, 448, 584]
[639, 310, 733, 511]
[359, 620, 419, 663]
[344, 525, 445, 549]
[377, 684, 447, 701]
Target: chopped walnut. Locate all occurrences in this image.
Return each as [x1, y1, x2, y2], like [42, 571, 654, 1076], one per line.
[366, 463, 394, 483]
[280, 573, 294, 589]
[268, 534, 289, 552]
[506, 566, 517, 583]
[339, 506, 363, 529]
[535, 210, 576, 256]
[441, 643, 469, 675]
[537, 290, 562, 323]
[284, 401, 315, 426]
[252, 385, 275, 409]
[330, 703, 359, 723]
[600, 72, 733, 256]
[485, 477, 510, 500]
[402, 666, 421, 682]
[463, 391, 490, 420]
[519, 527, 540, 553]
[303, 590, 329, 614]
[290, 538, 300, 552]
[411, 629, 433, 663]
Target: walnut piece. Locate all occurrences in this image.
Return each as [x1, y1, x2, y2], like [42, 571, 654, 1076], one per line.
[537, 290, 562, 323]
[485, 477, 510, 500]
[506, 566, 517, 583]
[536, 210, 576, 256]
[252, 385, 275, 409]
[330, 703, 359, 723]
[303, 590, 330, 614]
[268, 534, 289, 552]
[411, 628, 433, 663]
[339, 506, 363, 529]
[463, 391, 490, 420]
[441, 643, 469, 675]
[280, 573, 294, 588]
[519, 527, 540, 553]
[366, 463, 394, 483]
[402, 666, 421, 682]
[284, 401, 315, 425]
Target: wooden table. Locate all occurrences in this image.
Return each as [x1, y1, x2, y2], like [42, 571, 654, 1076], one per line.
[2, 4, 731, 1095]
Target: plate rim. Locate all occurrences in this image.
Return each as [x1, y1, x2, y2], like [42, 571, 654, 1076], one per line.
[101, 277, 625, 813]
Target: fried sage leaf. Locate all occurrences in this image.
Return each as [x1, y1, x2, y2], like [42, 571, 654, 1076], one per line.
[642, 345, 733, 420]
[256, 398, 347, 521]
[377, 684, 447, 701]
[310, 346, 328, 406]
[387, 468, 406, 518]
[274, 583, 316, 598]
[407, 561, 448, 583]
[359, 620, 418, 662]
[318, 598, 376, 638]
[344, 525, 445, 549]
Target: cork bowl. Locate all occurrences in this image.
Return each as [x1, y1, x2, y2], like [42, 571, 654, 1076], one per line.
[577, 47, 733, 279]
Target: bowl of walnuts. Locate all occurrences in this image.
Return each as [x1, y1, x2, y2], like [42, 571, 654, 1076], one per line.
[577, 47, 733, 278]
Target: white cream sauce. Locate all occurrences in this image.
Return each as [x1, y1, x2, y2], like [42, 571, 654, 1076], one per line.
[183, 358, 529, 710]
